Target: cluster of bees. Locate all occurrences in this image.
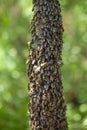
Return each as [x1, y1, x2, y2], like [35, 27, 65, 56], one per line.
[27, 0, 68, 129]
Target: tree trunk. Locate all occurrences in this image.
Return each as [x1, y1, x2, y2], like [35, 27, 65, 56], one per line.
[27, 0, 68, 129]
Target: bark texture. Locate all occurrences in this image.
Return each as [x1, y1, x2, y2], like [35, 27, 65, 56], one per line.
[27, 0, 68, 129]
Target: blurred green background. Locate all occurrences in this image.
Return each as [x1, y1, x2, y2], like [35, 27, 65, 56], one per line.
[0, 0, 87, 130]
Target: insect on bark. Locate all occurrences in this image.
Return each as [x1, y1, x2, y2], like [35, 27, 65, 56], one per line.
[27, 0, 68, 130]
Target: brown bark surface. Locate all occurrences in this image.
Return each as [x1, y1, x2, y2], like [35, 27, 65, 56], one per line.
[27, 0, 68, 129]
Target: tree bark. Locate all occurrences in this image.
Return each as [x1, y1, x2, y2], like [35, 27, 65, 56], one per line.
[27, 0, 68, 129]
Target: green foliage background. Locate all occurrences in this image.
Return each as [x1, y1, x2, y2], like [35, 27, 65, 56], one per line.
[0, 0, 87, 130]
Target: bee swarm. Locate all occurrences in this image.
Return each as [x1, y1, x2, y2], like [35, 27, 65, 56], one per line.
[27, 0, 68, 130]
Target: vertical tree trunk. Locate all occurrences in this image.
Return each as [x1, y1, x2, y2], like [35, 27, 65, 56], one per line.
[27, 0, 68, 129]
